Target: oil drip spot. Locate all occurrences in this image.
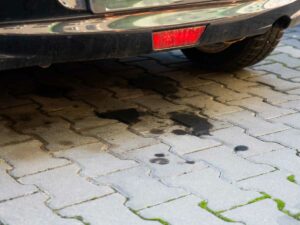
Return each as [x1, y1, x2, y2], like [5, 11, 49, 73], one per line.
[150, 158, 170, 165]
[185, 160, 195, 164]
[172, 129, 188, 135]
[155, 153, 165, 158]
[170, 112, 213, 136]
[96, 108, 142, 125]
[234, 145, 249, 152]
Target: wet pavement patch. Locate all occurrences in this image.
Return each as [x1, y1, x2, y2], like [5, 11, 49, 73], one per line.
[35, 83, 72, 98]
[150, 158, 170, 165]
[96, 108, 143, 125]
[170, 112, 213, 136]
[129, 75, 178, 95]
[234, 145, 249, 152]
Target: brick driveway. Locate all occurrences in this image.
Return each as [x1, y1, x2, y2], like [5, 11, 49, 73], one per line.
[0, 26, 300, 225]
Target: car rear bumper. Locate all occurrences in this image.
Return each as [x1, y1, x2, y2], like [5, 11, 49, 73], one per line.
[0, 0, 299, 70]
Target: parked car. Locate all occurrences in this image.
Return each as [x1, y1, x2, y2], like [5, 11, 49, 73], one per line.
[0, 0, 299, 71]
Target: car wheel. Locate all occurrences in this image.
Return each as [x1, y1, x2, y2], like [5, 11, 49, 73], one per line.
[181, 26, 283, 71]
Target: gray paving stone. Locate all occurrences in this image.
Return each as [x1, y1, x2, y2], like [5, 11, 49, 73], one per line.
[176, 95, 242, 116]
[248, 74, 300, 91]
[228, 97, 295, 119]
[238, 171, 300, 211]
[25, 121, 98, 152]
[0, 140, 69, 177]
[140, 195, 241, 225]
[233, 68, 267, 79]
[0, 160, 37, 201]
[165, 167, 260, 211]
[159, 133, 221, 155]
[223, 200, 300, 225]
[60, 193, 159, 225]
[272, 113, 300, 129]
[217, 111, 289, 137]
[267, 54, 300, 68]
[278, 99, 300, 111]
[0, 193, 82, 225]
[20, 164, 114, 209]
[249, 149, 300, 179]
[194, 82, 250, 102]
[246, 85, 300, 104]
[131, 95, 188, 115]
[185, 146, 274, 181]
[276, 46, 300, 58]
[96, 166, 187, 210]
[211, 127, 282, 157]
[0, 121, 30, 146]
[255, 63, 300, 78]
[261, 129, 300, 150]
[55, 143, 138, 178]
[124, 143, 207, 178]
[83, 123, 157, 153]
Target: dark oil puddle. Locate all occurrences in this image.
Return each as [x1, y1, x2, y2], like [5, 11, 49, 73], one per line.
[234, 145, 249, 152]
[95, 108, 143, 125]
[172, 129, 188, 135]
[170, 112, 213, 136]
[35, 83, 72, 98]
[129, 75, 178, 96]
[150, 158, 170, 165]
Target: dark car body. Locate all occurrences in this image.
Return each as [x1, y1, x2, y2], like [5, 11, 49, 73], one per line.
[0, 0, 300, 70]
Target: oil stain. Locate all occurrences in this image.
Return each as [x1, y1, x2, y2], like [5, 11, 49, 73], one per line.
[234, 145, 249, 152]
[35, 83, 72, 98]
[150, 129, 164, 135]
[170, 112, 213, 136]
[129, 75, 178, 96]
[150, 158, 170, 165]
[155, 153, 165, 157]
[185, 160, 195, 164]
[96, 108, 142, 125]
[172, 129, 188, 135]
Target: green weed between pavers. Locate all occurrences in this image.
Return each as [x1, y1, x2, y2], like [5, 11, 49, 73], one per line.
[130, 208, 170, 225]
[274, 199, 300, 220]
[287, 175, 297, 184]
[199, 201, 236, 223]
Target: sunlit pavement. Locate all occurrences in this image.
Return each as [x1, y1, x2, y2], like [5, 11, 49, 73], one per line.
[0, 26, 300, 225]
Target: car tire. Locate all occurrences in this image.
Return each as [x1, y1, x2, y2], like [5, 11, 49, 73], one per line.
[181, 26, 283, 71]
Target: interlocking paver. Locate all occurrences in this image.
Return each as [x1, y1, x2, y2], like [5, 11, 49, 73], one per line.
[83, 123, 157, 153]
[238, 171, 300, 211]
[159, 133, 221, 155]
[185, 146, 274, 181]
[0, 160, 36, 202]
[276, 45, 300, 58]
[140, 195, 242, 225]
[96, 166, 187, 210]
[124, 143, 207, 178]
[261, 129, 300, 150]
[246, 85, 300, 104]
[0, 140, 69, 177]
[55, 143, 138, 178]
[0, 193, 82, 225]
[60, 193, 160, 225]
[228, 97, 295, 119]
[217, 111, 289, 136]
[211, 127, 282, 157]
[20, 164, 114, 209]
[248, 74, 300, 91]
[223, 200, 300, 225]
[0, 121, 30, 146]
[249, 149, 300, 179]
[272, 113, 300, 129]
[165, 167, 261, 211]
[255, 63, 300, 78]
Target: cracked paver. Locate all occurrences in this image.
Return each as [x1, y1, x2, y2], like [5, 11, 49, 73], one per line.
[0, 26, 299, 225]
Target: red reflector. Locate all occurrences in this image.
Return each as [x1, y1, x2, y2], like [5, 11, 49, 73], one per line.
[152, 26, 206, 50]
